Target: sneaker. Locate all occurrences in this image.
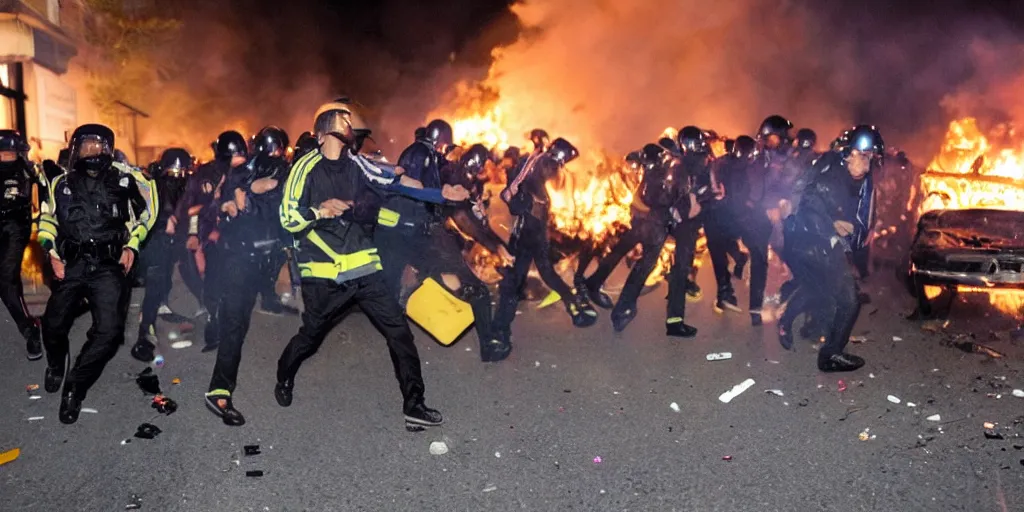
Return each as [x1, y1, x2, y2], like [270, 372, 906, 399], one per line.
[611, 307, 636, 333]
[24, 322, 43, 361]
[44, 352, 70, 393]
[480, 338, 512, 363]
[404, 402, 443, 429]
[579, 282, 613, 309]
[714, 295, 743, 314]
[568, 301, 598, 328]
[666, 322, 698, 338]
[59, 386, 83, 425]
[258, 300, 299, 316]
[274, 379, 294, 407]
[205, 392, 245, 426]
[818, 353, 866, 373]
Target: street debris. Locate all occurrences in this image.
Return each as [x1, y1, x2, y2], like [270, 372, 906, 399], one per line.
[669, 402, 680, 413]
[722, 455, 733, 461]
[858, 429, 876, 441]
[907, 402, 917, 408]
[133, 423, 162, 440]
[0, 448, 19, 466]
[887, 395, 901, 404]
[985, 430, 1004, 440]
[927, 414, 941, 422]
[494, 452, 501, 458]
[136, 368, 162, 395]
[798, 398, 810, 407]
[984, 422, 996, 429]
[705, 352, 732, 361]
[949, 336, 1004, 359]
[170, 340, 193, 350]
[153, 355, 164, 368]
[922, 319, 950, 333]
[245, 470, 264, 478]
[892, 336, 903, 342]
[429, 441, 448, 455]
[839, 406, 867, 421]
[81, 408, 98, 414]
[719, 379, 755, 404]
[125, 494, 142, 510]
[1013, 389, 1024, 398]
[171, 378, 181, 385]
[849, 336, 868, 344]
[28, 395, 41, 400]
[764, 389, 784, 397]
[482, 485, 498, 493]
[25, 384, 38, 392]
[27, 416, 44, 422]
[151, 395, 178, 415]
[593, 456, 602, 464]
[244, 445, 261, 456]
[837, 380, 847, 392]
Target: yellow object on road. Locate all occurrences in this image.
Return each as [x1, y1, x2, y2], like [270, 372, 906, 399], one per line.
[0, 448, 20, 466]
[406, 278, 474, 346]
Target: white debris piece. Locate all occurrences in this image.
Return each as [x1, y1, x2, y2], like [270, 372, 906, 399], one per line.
[1012, 389, 1024, 398]
[705, 352, 732, 361]
[27, 416, 44, 421]
[81, 408, 99, 414]
[907, 402, 917, 408]
[892, 336, 903, 342]
[765, 389, 784, 397]
[482, 485, 497, 493]
[494, 452, 501, 458]
[28, 395, 41, 400]
[926, 414, 941, 422]
[719, 379, 756, 404]
[887, 395, 901, 404]
[170, 340, 193, 350]
[168, 331, 180, 341]
[669, 402, 681, 413]
[428, 441, 449, 455]
[534, 361, 540, 367]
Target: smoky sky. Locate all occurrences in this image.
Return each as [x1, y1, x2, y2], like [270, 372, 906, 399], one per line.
[137, 0, 1024, 161]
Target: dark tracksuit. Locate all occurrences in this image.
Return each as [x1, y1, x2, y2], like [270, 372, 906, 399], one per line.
[278, 149, 446, 413]
[246, 155, 292, 309]
[207, 164, 283, 395]
[0, 159, 44, 341]
[583, 159, 680, 330]
[38, 162, 156, 399]
[375, 141, 495, 348]
[176, 160, 229, 318]
[781, 153, 867, 362]
[138, 173, 187, 339]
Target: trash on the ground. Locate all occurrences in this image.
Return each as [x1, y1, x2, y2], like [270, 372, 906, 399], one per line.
[798, 398, 810, 407]
[25, 384, 39, 392]
[245, 470, 264, 477]
[134, 423, 162, 440]
[27, 416, 44, 421]
[849, 336, 868, 344]
[168, 330, 180, 341]
[0, 448, 20, 466]
[669, 402, 681, 413]
[767, 359, 780, 364]
[125, 494, 142, 510]
[922, 319, 950, 333]
[837, 380, 847, 392]
[494, 452, 501, 458]
[706, 352, 732, 361]
[858, 429, 876, 441]
[952, 339, 1004, 359]
[170, 340, 192, 350]
[136, 368, 161, 395]
[887, 395, 901, 404]
[869, 373, 876, 379]
[171, 378, 181, 385]
[892, 336, 903, 342]
[984, 422, 997, 429]
[244, 445, 261, 456]
[839, 406, 867, 421]
[429, 441, 448, 455]
[534, 361, 540, 367]
[153, 355, 165, 367]
[765, 389, 784, 397]
[985, 429, 1004, 440]
[1013, 389, 1024, 398]
[907, 402, 917, 408]
[593, 456, 602, 464]
[28, 395, 41, 400]
[81, 408, 98, 414]
[151, 395, 177, 415]
[719, 379, 756, 403]
[722, 455, 733, 461]
[482, 485, 497, 493]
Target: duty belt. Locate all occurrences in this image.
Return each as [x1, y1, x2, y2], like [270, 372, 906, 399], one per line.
[60, 239, 122, 263]
[219, 238, 280, 255]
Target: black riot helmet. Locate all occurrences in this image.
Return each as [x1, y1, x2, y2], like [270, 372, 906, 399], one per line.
[313, 99, 372, 154]
[836, 125, 885, 161]
[413, 127, 427, 140]
[113, 149, 129, 165]
[68, 124, 115, 171]
[459, 143, 491, 173]
[214, 130, 248, 161]
[624, 150, 643, 171]
[677, 126, 709, 155]
[756, 115, 793, 149]
[253, 126, 289, 158]
[658, 137, 681, 155]
[732, 135, 757, 160]
[293, 131, 319, 161]
[529, 128, 550, 152]
[724, 138, 735, 155]
[159, 147, 193, 178]
[546, 138, 579, 166]
[0, 130, 30, 155]
[422, 119, 454, 154]
[639, 143, 666, 171]
[145, 161, 160, 179]
[794, 128, 817, 150]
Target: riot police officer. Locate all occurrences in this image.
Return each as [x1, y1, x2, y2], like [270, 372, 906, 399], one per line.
[292, 131, 319, 163]
[779, 125, 882, 373]
[37, 124, 156, 424]
[441, 143, 510, 263]
[791, 128, 819, 167]
[248, 126, 298, 316]
[0, 130, 44, 359]
[493, 138, 598, 348]
[131, 148, 192, 362]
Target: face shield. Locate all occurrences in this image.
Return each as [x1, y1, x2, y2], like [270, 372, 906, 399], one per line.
[70, 135, 113, 168]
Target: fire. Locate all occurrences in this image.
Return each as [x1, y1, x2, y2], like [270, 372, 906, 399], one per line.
[923, 285, 1024, 317]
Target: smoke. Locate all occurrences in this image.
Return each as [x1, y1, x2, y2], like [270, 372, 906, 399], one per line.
[420, 0, 1024, 161]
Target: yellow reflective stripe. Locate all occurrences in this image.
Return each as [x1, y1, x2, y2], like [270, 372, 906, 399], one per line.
[377, 207, 399, 227]
[666, 317, 683, 324]
[280, 151, 323, 233]
[297, 256, 382, 280]
[305, 230, 345, 261]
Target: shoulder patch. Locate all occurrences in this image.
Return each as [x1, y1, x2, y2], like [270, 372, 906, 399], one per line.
[119, 176, 130, 188]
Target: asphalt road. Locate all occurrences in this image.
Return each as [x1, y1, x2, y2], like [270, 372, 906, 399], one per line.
[1, 265, 1023, 512]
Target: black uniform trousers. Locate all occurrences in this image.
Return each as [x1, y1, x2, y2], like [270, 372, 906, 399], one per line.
[42, 258, 128, 398]
[139, 232, 175, 335]
[179, 244, 204, 306]
[258, 248, 288, 306]
[0, 220, 35, 337]
[208, 248, 265, 394]
[583, 216, 667, 315]
[704, 207, 771, 311]
[493, 215, 578, 337]
[667, 219, 702, 321]
[202, 242, 223, 345]
[377, 223, 494, 344]
[277, 274, 426, 409]
[783, 222, 860, 362]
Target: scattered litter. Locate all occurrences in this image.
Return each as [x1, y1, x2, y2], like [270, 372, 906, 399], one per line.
[593, 456, 602, 464]
[887, 395, 901, 404]
[151, 395, 178, 415]
[170, 340, 192, 350]
[0, 448, 19, 466]
[839, 406, 867, 421]
[245, 470, 264, 478]
[984, 422, 997, 429]
[869, 373, 875, 379]
[669, 402, 680, 413]
[921, 319, 950, 333]
[81, 408, 98, 414]
[28, 395, 41, 400]
[766, 360, 780, 364]
[429, 441, 448, 455]
[613, 391, 620, 395]
[907, 402, 917, 408]
[244, 445, 261, 456]
[482, 485, 497, 493]
[706, 352, 732, 361]
[849, 336, 868, 344]
[136, 368, 162, 395]
[765, 389, 784, 397]
[171, 378, 181, 385]
[25, 384, 39, 392]
[985, 430, 1004, 440]
[125, 494, 142, 510]
[719, 379, 756, 404]
[951, 339, 1004, 359]
[722, 455, 733, 461]
[798, 398, 810, 407]
[837, 380, 847, 392]
[133, 423, 162, 440]
[927, 415, 941, 422]
[858, 429, 876, 441]
[168, 330, 180, 341]
[1013, 389, 1024, 398]
[465, 347, 472, 352]
[494, 452, 501, 458]
[27, 416, 44, 422]
[892, 336, 903, 342]
[534, 361, 540, 367]
[153, 355, 164, 368]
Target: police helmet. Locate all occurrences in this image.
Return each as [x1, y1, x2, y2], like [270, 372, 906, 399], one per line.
[502, 146, 521, 163]
[459, 143, 490, 172]
[677, 126, 709, 155]
[68, 124, 115, 167]
[0, 130, 30, 154]
[159, 147, 193, 177]
[253, 126, 289, 158]
[794, 128, 817, 150]
[756, 115, 793, 147]
[423, 119, 454, 154]
[214, 131, 248, 161]
[732, 135, 757, 160]
[529, 128, 550, 152]
[625, 150, 643, 170]
[145, 161, 160, 179]
[640, 143, 666, 170]
[313, 99, 371, 154]
[658, 137, 681, 155]
[546, 138, 579, 166]
[293, 131, 319, 161]
[837, 125, 884, 160]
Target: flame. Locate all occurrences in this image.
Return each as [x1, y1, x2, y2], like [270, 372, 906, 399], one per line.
[923, 285, 1024, 317]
